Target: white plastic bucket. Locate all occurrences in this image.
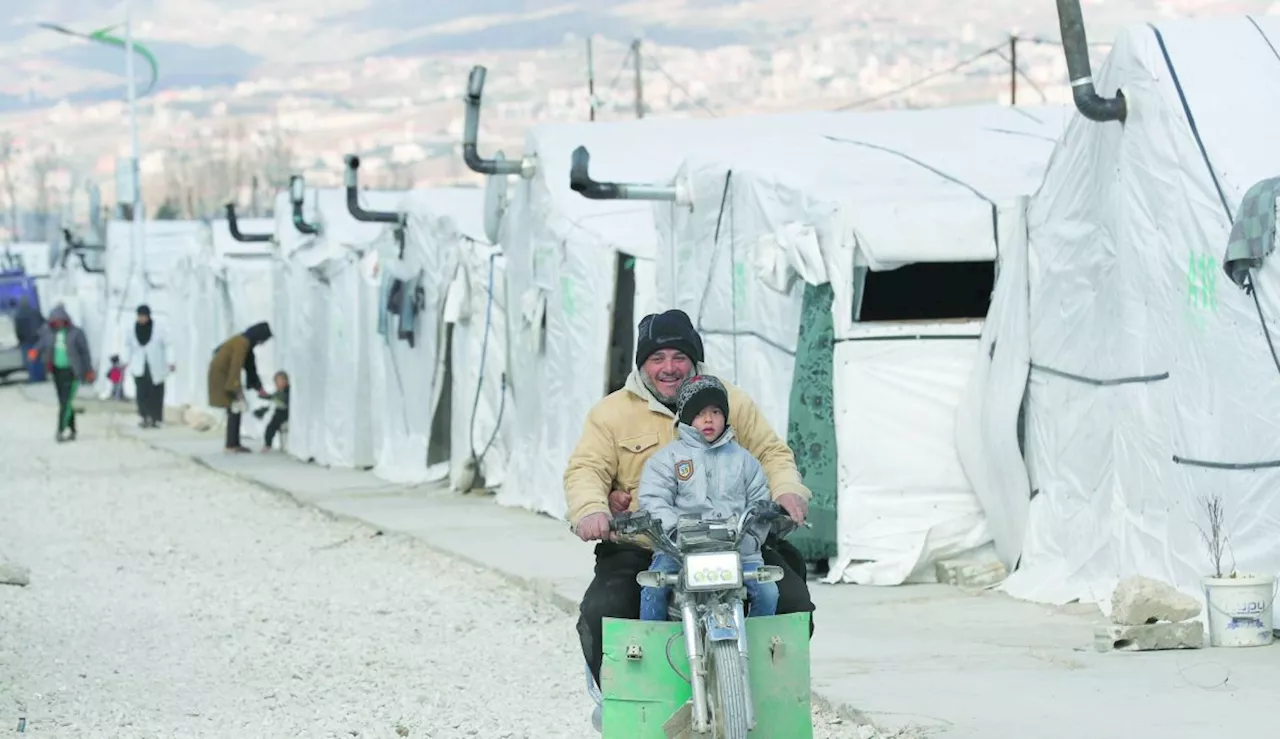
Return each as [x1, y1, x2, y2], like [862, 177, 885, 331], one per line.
[1202, 574, 1277, 648]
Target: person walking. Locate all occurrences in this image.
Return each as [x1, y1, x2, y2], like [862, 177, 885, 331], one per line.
[124, 304, 174, 428]
[31, 306, 94, 441]
[207, 322, 272, 453]
[13, 297, 45, 383]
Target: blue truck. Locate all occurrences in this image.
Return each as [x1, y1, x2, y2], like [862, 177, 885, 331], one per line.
[0, 256, 43, 381]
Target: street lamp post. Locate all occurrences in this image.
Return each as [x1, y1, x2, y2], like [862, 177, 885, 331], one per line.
[123, 0, 146, 303]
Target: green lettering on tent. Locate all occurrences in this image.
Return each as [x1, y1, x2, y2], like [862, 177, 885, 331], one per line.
[785, 282, 838, 562]
[561, 275, 576, 318]
[1186, 251, 1218, 331]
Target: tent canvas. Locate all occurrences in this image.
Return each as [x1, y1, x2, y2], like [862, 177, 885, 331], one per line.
[273, 187, 411, 469]
[969, 15, 1280, 613]
[657, 104, 1070, 581]
[367, 187, 491, 485]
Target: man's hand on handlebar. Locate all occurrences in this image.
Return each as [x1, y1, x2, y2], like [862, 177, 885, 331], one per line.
[776, 493, 808, 525]
[576, 512, 613, 542]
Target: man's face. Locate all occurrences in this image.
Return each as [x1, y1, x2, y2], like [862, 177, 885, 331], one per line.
[642, 348, 694, 402]
[137, 314, 150, 325]
[692, 405, 726, 442]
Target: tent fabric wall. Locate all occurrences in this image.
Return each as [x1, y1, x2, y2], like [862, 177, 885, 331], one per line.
[272, 187, 427, 470]
[366, 188, 488, 485]
[989, 16, 1280, 612]
[447, 242, 514, 493]
[656, 105, 1069, 582]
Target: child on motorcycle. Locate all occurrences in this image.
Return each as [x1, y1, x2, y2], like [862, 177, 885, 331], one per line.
[636, 374, 779, 620]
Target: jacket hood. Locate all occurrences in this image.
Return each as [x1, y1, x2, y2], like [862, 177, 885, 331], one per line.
[623, 362, 713, 417]
[676, 422, 737, 450]
[49, 306, 72, 325]
[243, 321, 272, 346]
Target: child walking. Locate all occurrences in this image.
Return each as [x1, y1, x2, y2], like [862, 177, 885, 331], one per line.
[108, 355, 126, 401]
[256, 370, 290, 452]
[636, 374, 778, 621]
[30, 306, 94, 442]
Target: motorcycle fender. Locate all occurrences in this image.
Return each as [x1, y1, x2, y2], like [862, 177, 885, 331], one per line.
[703, 609, 739, 642]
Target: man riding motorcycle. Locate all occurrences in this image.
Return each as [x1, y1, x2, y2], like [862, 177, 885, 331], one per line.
[563, 309, 816, 722]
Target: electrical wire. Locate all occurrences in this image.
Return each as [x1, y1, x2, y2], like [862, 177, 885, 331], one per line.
[467, 250, 506, 469]
[833, 43, 1007, 110]
[644, 53, 719, 118]
[990, 49, 1049, 102]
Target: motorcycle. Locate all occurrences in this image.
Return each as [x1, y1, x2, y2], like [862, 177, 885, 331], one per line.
[606, 500, 804, 738]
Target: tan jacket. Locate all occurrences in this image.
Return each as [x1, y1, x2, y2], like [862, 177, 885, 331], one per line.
[563, 367, 810, 529]
[206, 335, 250, 409]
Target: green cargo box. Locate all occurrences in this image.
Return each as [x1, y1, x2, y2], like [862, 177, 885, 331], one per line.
[786, 282, 838, 562]
[600, 613, 812, 738]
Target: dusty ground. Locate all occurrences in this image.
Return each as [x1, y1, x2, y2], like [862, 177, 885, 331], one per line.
[0, 388, 868, 738]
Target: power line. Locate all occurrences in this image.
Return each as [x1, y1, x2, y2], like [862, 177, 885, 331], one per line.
[991, 48, 1048, 103]
[834, 44, 1006, 111]
[644, 53, 719, 118]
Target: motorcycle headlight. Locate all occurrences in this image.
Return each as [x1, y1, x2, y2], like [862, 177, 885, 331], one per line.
[683, 551, 742, 591]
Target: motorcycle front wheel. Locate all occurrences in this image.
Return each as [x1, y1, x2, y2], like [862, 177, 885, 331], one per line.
[709, 639, 751, 738]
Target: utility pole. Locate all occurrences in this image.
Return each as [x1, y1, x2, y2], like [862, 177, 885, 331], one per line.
[632, 38, 645, 119]
[586, 36, 597, 122]
[1009, 33, 1018, 106]
[123, 0, 147, 302]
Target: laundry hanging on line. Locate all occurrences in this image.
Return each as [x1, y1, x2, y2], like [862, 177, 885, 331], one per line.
[377, 272, 425, 348]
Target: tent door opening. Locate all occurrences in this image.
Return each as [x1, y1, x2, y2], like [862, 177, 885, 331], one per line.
[605, 251, 637, 395]
[854, 260, 996, 322]
[428, 323, 453, 467]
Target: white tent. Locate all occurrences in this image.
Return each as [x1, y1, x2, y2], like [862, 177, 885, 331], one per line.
[95, 220, 205, 399]
[272, 187, 408, 468]
[445, 236, 512, 493]
[166, 217, 276, 421]
[969, 15, 1280, 612]
[364, 188, 495, 485]
[656, 104, 1070, 584]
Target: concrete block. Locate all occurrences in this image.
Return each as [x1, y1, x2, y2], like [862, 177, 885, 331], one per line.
[1094, 621, 1204, 652]
[0, 562, 30, 586]
[935, 558, 1007, 589]
[1111, 575, 1202, 625]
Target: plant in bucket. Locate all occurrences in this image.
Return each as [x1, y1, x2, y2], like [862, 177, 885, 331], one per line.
[1197, 493, 1276, 648]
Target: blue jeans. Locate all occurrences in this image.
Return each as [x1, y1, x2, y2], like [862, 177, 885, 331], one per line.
[639, 552, 779, 621]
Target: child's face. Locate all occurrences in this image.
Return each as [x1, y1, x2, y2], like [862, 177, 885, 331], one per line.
[275, 375, 288, 391]
[692, 405, 726, 442]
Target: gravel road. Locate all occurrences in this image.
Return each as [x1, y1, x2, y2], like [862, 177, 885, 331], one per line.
[0, 387, 868, 738]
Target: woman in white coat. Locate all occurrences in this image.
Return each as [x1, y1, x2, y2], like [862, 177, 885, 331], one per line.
[125, 304, 174, 428]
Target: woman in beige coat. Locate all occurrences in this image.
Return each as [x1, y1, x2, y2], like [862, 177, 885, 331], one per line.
[207, 322, 272, 452]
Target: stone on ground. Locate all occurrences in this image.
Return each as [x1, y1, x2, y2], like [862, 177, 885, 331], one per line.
[0, 561, 30, 586]
[1111, 575, 1201, 625]
[1094, 621, 1205, 652]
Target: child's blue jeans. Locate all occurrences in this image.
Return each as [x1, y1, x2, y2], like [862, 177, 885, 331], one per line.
[639, 552, 779, 621]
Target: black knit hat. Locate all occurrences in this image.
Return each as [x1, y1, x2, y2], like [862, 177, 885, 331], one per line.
[136, 304, 151, 317]
[677, 374, 729, 427]
[635, 309, 704, 368]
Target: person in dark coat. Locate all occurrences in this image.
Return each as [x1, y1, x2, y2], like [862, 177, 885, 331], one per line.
[207, 321, 272, 453]
[31, 305, 94, 441]
[13, 297, 45, 383]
